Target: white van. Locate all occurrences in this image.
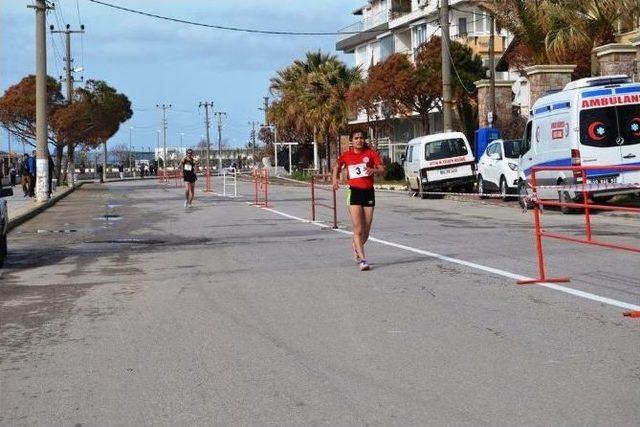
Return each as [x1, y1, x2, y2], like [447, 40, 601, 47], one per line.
[518, 75, 640, 213]
[403, 131, 476, 197]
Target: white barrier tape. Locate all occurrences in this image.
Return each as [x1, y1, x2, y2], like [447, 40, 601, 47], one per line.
[412, 190, 523, 199]
[536, 182, 640, 191]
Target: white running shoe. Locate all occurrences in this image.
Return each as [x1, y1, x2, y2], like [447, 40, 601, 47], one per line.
[184, 201, 188, 207]
[359, 260, 370, 271]
[352, 242, 361, 263]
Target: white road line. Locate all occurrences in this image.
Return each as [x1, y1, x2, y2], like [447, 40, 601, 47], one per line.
[260, 206, 640, 312]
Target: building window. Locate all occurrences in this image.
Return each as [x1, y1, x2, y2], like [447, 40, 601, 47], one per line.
[474, 12, 488, 33]
[413, 24, 427, 49]
[379, 35, 394, 61]
[458, 17, 467, 37]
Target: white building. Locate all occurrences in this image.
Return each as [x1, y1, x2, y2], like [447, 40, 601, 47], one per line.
[336, 0, 514, 160]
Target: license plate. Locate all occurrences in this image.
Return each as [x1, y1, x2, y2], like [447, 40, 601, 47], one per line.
[439, 167, 458, 175]
[588, 176, 617, 184]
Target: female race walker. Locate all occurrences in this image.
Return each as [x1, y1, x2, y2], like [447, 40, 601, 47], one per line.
[332, 130, 385, 271]
[179, 149, 198, 207]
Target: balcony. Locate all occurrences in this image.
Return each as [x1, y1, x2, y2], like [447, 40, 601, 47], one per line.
[336, 9, 392, 52]
[451, 33, 507, 57]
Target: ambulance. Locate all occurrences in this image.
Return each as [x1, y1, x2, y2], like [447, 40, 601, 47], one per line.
[517, 75, 640, 213]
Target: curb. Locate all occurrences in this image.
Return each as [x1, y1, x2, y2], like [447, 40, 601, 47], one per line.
[7, 182, 85, 232]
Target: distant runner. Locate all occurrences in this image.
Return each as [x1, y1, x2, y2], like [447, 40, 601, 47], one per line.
[179, 149, 198, 207]
[333, 130, 385, 271]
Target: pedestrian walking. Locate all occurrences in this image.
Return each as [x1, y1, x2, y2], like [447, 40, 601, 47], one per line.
[47, 154, 54, 198]
[332, 130, 385, 271]
[118, 164, 124, 179]
[179, 149, 198, 207]
[97, 164, 104, 183]
[9, 167, 16, 187]
[19, 153, 29, 196]
[27, 150, 36, 197]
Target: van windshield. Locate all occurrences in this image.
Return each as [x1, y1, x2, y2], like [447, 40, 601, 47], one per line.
[424, 138, 468, 161]
[580, 104, 640, 147]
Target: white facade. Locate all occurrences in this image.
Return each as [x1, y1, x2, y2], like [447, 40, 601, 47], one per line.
[337, 0, 517, 135]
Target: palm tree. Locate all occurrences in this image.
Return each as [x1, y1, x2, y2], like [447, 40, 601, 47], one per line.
[480, 0, 551, 64]
[482, 0, 640, 74]
[544, 0, 640, 73]
[269, 51, 361, 171]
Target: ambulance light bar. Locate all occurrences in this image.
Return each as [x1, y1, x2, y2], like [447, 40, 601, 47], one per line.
[564, 75, 631, 91]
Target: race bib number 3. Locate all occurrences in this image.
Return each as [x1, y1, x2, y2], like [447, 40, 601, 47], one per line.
[184, 164, 193, 171]
[348, 163, 368, 179]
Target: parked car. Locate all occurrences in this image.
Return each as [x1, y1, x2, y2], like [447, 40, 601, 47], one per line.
[518, 74, 640, 213]
[403, 131, 476, 197]
[0, 185, 13, 267]
[477, 139, 522, 201]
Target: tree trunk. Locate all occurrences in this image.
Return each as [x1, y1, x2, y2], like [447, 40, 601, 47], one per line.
[67, 144, 76, 186]
[324, 134, 331, 174]
[102, 140, 108, 182]
[421, 113, 430, 136]
[54, 143, 64, 182]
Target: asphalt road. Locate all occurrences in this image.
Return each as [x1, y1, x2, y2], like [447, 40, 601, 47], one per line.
[0, 178, 638, 426]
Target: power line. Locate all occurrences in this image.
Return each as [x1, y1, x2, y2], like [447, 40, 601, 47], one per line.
[86, 0, 387, 36]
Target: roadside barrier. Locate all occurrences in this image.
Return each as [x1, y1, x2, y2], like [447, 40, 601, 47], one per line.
[252, 169, 269, 207]
[203, 168, 212, 193]
[310, 174, 338, 229]
[222, 168, 238, 197]
[518, 165, 640, 318]
[173, 170, 180, 188]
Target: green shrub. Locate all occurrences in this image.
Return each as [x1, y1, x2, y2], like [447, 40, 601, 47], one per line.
[384, 162, 405, 181]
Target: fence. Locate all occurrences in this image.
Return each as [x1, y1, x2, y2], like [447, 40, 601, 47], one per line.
[252, 169, 269, 207]
[519, 164, 640, 317]
[310, 174, 338, 229]
[222, 168, 238, 197]
[201, 168, 211, 193]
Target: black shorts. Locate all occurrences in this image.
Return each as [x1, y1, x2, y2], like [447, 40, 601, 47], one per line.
[183, 172, 197, 183]
[347, 187, 375, 207]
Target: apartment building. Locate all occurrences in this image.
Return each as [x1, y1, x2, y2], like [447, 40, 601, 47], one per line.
[336, 0, 512, 160]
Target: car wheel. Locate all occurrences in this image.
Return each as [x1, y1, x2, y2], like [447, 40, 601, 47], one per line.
[592, 195, 613, 204]
[559, 188, 583, 214]
[500, 176, 509, 202]
[478, 175, 488, 199]
[518, 181, 532, 210]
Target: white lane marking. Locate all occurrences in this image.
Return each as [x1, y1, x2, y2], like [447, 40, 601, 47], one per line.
[259, 206, 640, 311]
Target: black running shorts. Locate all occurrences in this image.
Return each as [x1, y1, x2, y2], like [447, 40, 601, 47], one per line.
[347, 187, 375, 207]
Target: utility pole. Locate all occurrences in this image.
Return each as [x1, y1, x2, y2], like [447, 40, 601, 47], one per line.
[6, 129, 11, 171]
[50, 24, 85, 103]
[129, 127, 133, 176]
[262, 96, 269, 125]
[156, 130, 160, 169]
[440, 0, 453, 132]
[199, 102, 213, 173]
[488, 12, 496, 127]
[214, 111, 227, 172]
[248, 121, 259, 164]
[156, 104, 171, 180]
[51, 23, 84, 186]
[29, 0, 50, 201]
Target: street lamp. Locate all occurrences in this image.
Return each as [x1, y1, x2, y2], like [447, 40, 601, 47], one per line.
[129, 126, 133, 177]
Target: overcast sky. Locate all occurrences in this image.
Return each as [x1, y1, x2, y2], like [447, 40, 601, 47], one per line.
[1, 0, 362, 152]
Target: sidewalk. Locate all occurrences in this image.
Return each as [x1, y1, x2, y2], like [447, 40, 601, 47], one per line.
[4, 182, 80, 231]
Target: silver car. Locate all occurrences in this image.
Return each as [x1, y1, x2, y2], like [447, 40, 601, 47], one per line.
[0, 186, 13, 267]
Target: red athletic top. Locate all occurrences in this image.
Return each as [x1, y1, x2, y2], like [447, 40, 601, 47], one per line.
[337, 148, 382, 189]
